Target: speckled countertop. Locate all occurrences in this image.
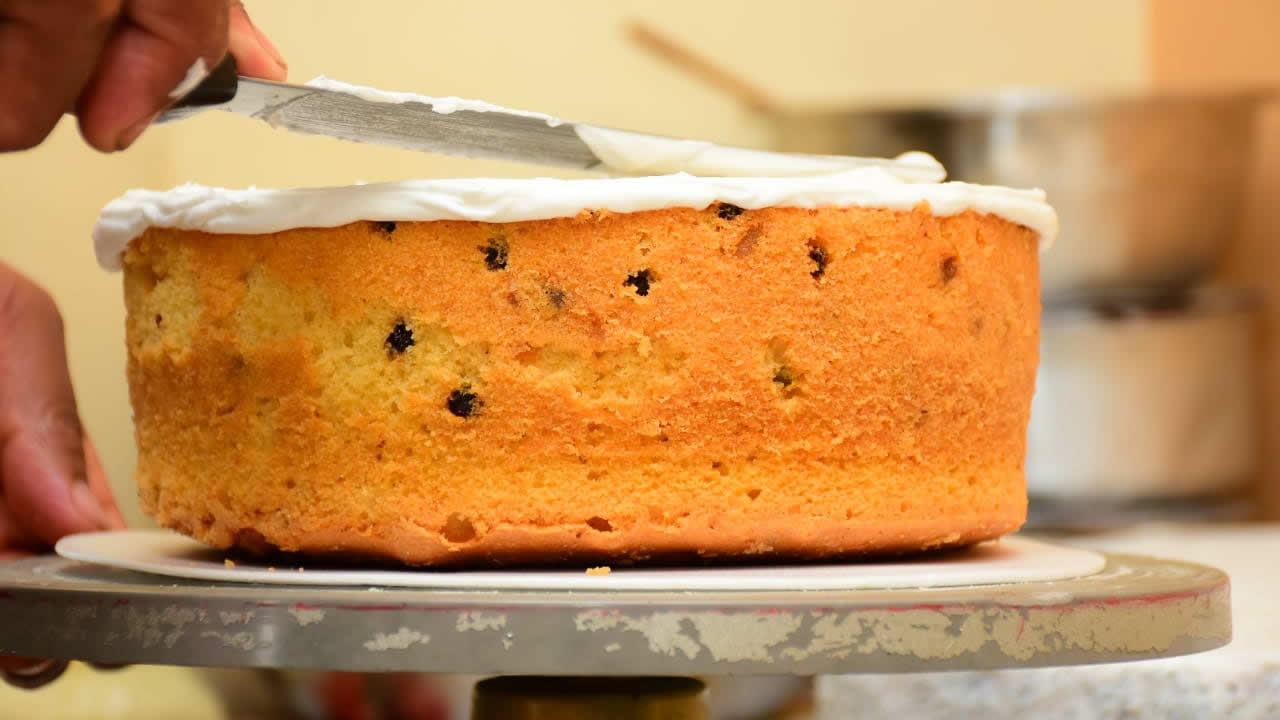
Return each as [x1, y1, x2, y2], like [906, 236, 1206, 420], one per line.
[817, 524, 1280, 720]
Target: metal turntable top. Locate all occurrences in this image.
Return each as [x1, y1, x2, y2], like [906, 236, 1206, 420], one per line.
[0, 550, 1229, 676]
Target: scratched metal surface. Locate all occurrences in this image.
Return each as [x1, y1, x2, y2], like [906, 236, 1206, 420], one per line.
[0, 553, 1229, 675]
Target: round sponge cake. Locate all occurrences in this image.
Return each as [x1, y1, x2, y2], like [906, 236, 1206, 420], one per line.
[114, 193, 1041, 565]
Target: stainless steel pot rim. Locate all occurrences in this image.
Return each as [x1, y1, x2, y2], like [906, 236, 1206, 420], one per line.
[809, 86, 1279, 119]
[1041, 285, 1259, 324]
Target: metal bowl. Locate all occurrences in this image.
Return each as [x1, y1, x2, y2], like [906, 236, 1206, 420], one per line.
[1028, 287, 1259, 504]
[772, 89, 1272, 300]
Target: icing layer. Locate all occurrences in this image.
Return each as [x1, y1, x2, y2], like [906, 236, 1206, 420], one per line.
[93, 169, 1058, 270]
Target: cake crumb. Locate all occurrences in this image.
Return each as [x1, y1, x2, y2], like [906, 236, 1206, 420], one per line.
[586, 566, 611, 576]
[224, 559, 236, 568]
[268, 567, 277, 573]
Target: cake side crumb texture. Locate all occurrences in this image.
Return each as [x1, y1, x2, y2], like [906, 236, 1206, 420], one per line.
[122, 203, 1039, 565]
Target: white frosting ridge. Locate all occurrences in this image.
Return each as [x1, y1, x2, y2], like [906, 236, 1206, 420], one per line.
[574, 125, 945, 181]
[93, 169, 1057, 271]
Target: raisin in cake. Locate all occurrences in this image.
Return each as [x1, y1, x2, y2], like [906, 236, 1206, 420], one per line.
[94, 170, 1056, 565]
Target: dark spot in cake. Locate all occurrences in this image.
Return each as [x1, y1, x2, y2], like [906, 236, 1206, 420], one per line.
[971, 316, 985, 336]
[772, 365, 795, 388]
[807, 241, 829, 280]
[587, 516, 614, 532]
[137, 265, 162, 292]
[717, 203, 744, 220]
[385, 321, 415, 355]
[734, 225, 763, 257]
[624, 269, 653, 296]
[544, 287, 567, 309]
[481, 236, 509, 271]
[375, 221, 397, 236]
[941, 255, 958, 284]
[447, 386, 482, 418]
[746, 488, 761, 500]
[443, 513, 476, 542]
[285, 479, 296, 490]
[772, 364, 803, 399]
[154, 314, 163, 327]
[506, 291, 521, 308]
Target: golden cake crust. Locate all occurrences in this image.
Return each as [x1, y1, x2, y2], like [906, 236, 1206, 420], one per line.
[122, 203, 1039, 565]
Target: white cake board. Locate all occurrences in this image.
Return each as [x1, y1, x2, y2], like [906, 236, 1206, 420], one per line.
[56, 530, 1105, 591]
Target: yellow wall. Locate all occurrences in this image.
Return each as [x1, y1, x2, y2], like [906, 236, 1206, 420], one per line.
[0, 0, 1147, 526]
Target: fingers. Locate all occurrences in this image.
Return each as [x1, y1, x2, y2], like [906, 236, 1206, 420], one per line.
[228, 1, 287, 81]
[1, 1, 287, 154]
[388, 675, 452, 720]
[0, 1, 119, 150]
[316, 673, 380, 720]
[76, 0, 230, 151]
[83, 434, 127, 530]
[0, 500, 43, 558]
[0, 264, 110, 548]
[0, 657, 69, 690]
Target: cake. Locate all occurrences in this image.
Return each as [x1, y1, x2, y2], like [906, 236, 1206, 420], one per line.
[94, 169, 1056, 566]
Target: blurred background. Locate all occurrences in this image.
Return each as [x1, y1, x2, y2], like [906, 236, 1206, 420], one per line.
[1, 0, 1278, 717]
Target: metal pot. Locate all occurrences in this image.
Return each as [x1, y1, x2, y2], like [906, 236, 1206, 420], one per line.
[772, 90, 1272, 300]
[1027, 287, 1259, 505]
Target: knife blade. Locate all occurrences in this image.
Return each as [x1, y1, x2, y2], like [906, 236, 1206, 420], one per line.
[161, 57, 945, 182]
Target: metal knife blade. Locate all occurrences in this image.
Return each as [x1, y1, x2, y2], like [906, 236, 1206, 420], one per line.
[159, 76, 945, 182]
[160, 77, 601, 170]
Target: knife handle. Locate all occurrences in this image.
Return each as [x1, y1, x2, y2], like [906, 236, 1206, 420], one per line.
[169, 54, 239, 110]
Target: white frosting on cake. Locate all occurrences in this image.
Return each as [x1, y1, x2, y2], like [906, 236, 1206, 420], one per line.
[573, 125, 944, 180]
[92, 169, 1058, 271]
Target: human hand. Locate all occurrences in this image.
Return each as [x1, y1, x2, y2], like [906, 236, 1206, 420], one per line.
[0, 262, 129, 687]
[0, 0, 287, 153]
[314, 672, 454, 720]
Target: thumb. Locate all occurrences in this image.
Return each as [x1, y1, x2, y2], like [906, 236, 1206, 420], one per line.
[0, 264, 110, 547]
[228, 1, 287, 81]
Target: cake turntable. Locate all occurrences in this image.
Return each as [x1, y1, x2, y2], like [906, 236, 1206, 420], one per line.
[0, 530, 1229, 676]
